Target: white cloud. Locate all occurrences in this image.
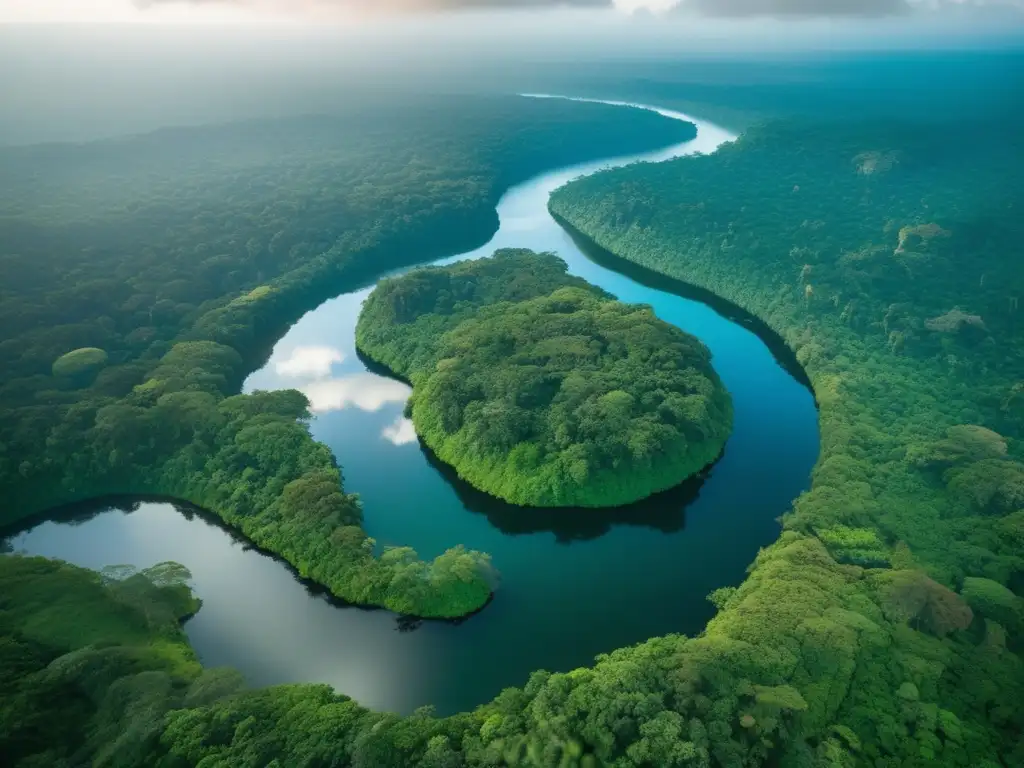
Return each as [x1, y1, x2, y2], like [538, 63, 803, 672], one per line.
[273, 346, 344, 380]
[616, 0, 679, 11]
[676, 0, 909, 15]
[0, 0, 246, 22]
[1, 0, 1019, 20]
[382, 415, 418, 445]
[1, 0, 612, 22]
[134, 0, 613, 18]
[301, 373, 411, 413]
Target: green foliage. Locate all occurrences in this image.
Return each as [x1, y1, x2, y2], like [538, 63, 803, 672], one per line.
[946, 459, 1024, 515]
[357, 250, 732, 507]
[707, 586, 738, 612]
[897, 681, 920, 701]
[116, 381, 494, 619]
[51, 347, 108, 381]
[4, 87, 1024, 767]
[961, 577, 1024, 637]
[753, 684, 809, 712]
[817, 525, 890, 567]
[874, 569, 974, 636]
[906, 425, 1008, 471]
[550, 112, 1024, 764]
[0, 555, 203, 767]
[356, 247, 607, 374]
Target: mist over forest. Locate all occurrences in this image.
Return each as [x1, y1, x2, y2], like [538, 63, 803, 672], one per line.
[1, 15, 1022, 144]
[2, 4, 1024, 768]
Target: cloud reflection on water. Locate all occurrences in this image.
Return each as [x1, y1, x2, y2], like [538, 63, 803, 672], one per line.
[268, 345, 412, 417]
[303, 374, 411, 414]
[274, 345, 345, 379]
[382, 416, 418, 446]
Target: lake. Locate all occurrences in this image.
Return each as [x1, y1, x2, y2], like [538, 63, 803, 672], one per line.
[7, 98, 819, 716]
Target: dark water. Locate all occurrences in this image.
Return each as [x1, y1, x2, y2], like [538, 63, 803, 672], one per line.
[8, 99, 819, 716]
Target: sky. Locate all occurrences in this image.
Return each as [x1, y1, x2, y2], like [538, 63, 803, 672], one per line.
[1, 0, 1021, 145]
[2, 0, 1023, 23]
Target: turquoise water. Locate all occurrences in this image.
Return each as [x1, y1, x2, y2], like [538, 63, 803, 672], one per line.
[9, 100, 819, 715]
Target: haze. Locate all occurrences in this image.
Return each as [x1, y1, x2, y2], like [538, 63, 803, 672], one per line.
[1, 1, 1022, 144]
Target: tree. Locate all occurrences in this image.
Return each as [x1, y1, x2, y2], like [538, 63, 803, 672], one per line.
[625, 711, 701, 767]
[52, 347, 108, 381]
[961, 577, 1024, 636]
[875, 570, 973, 636]
[906, 425, 1008, 471]
[946, 459, 1024, 515]
[141, 561, 193, 588]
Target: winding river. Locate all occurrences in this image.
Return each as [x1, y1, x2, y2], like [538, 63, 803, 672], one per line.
[7, 98, 819, 716]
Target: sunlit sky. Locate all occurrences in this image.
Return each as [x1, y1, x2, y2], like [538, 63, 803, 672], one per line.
[2, 0, 1021, 23]
[1, 0, 635, 23]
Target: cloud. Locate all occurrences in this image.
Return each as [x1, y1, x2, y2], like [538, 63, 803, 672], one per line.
[671, 0, 1024, 17]
[920, 0, 1024, 16]
[382, 416, 418, 445]
[675, 0, 911, 17]
[274, 346, 344, 380]
[135, 0, 613, 12]
[301, 373, 411, 414]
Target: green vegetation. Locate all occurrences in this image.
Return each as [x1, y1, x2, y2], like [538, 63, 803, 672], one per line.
[356, 250, 732, 507]
[5, 81, 1024, 766]
[2, 552, 488, 768]
[52, 347, 109, 381]
[550, 113, 1024, 763]
[0, 96, 692, 618]
[961, 577, 1024, 637]
[0, 555, 206, 767]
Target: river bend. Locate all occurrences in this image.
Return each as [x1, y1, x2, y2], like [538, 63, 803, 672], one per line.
[8, 97, 819, 715]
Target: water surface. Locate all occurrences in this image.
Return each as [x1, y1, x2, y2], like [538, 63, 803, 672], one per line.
[9, 99, 819, 715]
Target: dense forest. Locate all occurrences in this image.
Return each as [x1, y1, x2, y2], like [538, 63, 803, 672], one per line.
[2, 550, 853, 768]
[0, 96, 692, 618]
[0, 556, 209, 767]
[356, 250, 732, 507]
[5, 80, 1024, 767]
[550, 110, 1024, 764]
[557, 51, 1024, 134]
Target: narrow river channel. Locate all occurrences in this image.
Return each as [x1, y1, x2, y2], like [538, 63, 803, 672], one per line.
[8, 98, 819, 716]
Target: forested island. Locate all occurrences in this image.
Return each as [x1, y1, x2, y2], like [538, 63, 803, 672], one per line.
[356, 250, 733, 507]
[550, 112, 1024, 764]
[0, 96, 693, 619]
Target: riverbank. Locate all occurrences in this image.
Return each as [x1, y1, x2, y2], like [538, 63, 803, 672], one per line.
[549, 112, 1024, 764]
[354, 249, 734, 508]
